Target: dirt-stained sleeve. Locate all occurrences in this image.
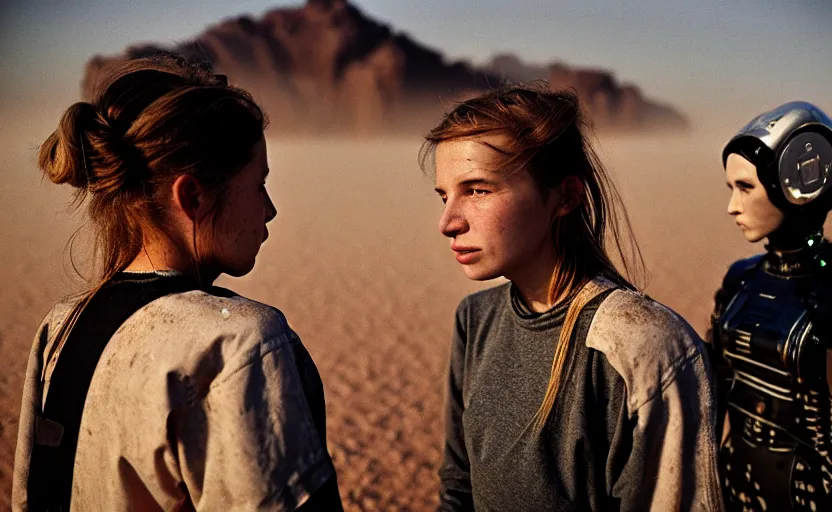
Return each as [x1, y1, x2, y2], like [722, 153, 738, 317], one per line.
[174, 335, 336, 511]
[610, 352, 725, 511]
[586, 289, 724, 511]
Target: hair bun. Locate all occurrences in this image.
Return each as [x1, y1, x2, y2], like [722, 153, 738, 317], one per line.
[38, 102, 100, 189]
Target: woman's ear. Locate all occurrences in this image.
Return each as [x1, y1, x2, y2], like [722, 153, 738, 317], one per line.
[554, 176, 585, 217]
[171, 174, 209, 221]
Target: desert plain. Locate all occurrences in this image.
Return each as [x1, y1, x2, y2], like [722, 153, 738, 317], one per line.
[0, 122, 785, 510]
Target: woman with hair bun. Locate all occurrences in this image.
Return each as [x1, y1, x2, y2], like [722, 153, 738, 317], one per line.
[12, 56, 342, 511]
[424, 85, 724, 511]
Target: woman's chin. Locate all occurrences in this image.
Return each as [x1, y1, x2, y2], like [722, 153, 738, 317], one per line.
[743, 230, 765, 244]
[461, 265, 501, 282]
[222, 259, 257, 278]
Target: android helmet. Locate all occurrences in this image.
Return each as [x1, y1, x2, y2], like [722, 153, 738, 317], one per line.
[723, 101, 832, 215]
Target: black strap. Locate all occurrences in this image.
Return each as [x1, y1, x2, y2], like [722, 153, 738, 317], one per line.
[296, 476, 344, 511]
[28, 272, 203, 511]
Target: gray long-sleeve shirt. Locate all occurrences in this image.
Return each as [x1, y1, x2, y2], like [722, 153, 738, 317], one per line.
[439, 279, 724, 511]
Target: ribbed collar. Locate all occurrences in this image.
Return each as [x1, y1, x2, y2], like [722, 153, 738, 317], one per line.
[508, 284, 573, 332]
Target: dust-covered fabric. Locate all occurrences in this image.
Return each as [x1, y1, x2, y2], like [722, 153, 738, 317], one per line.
[439, 277, 724, 511]
[13, 287, 336, 511]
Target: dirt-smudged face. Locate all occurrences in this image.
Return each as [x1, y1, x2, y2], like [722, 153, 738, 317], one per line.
[433, 133, 560, 283]
[725, 153, 784, 243]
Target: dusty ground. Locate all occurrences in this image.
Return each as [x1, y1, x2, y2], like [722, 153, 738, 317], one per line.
[0, 129, 765, 510]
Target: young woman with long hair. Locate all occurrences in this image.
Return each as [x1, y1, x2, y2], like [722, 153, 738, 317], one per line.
[424, 85, 723, 511]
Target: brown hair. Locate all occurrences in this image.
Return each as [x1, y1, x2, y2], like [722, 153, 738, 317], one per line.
[39, 54, 267, 362]
[420, 83, 644, 427]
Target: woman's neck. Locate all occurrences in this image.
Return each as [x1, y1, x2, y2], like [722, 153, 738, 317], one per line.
[514, 280, 554, 313]
[125, 235, 217, 284]
[507, 248, 568, 313]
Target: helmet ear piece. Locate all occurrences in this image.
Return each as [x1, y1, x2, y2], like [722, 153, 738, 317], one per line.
[777, 129, 832, 207]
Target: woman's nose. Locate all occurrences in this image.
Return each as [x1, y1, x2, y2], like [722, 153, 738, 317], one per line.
[265, 191, 278, 222]
[727, 190, 741, 216]
[438, 200, 468, 238]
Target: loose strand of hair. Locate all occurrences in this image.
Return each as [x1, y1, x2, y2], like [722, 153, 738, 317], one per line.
[421, 84, 646, 429]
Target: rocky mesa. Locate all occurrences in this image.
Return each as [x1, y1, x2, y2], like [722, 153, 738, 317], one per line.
[82, 0, 688, 134]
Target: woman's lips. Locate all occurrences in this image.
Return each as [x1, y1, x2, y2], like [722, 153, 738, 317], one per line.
[452, 247, 481, 264]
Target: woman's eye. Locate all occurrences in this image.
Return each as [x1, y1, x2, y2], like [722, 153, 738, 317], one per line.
[736, 181, 753, 192]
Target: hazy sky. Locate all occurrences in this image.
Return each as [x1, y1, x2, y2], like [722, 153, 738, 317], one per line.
[1, 0, 831, 127]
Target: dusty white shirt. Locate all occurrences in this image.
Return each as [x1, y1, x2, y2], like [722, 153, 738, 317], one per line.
[13, 289, 334, 511]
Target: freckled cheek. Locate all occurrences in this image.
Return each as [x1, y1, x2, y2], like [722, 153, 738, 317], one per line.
[481, 203, 528, 246]
[467, 200, 501, 233]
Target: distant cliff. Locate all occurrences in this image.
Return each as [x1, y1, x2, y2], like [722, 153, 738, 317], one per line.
[485, 54, 687, 130]
[82, 0, 688, 134]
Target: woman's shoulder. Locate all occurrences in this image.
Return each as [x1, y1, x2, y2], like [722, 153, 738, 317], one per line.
[138, 289, 291, 340]
[164, 288, 286, 324]
[41, 295, 81, 328]
[584, 288, 706, 414]
[112, 290, 298, 381]
[35, 296, 83, 352]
